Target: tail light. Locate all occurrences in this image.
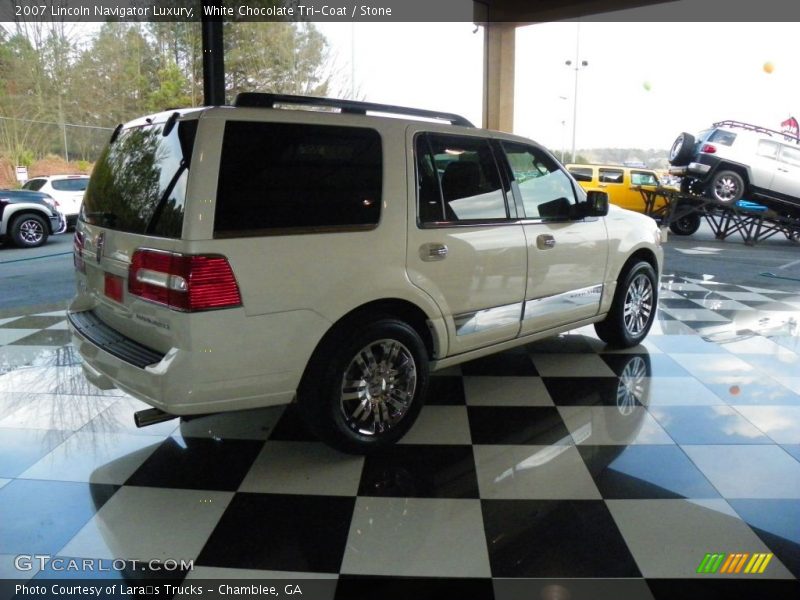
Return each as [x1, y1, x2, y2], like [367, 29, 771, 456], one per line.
[129, 249, 242, 312]
[73, 230, 85, 273]
[700, 144, 717, 154]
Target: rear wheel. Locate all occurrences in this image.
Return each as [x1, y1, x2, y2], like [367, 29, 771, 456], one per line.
[709, 170, 745, 204]
[10, 213, 49, 248]
[669, 212, 701, 236]
[297, 316, 429, 454]
[595, 261, 658, 348]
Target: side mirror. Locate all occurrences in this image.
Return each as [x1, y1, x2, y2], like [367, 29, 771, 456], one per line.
[584, 190, 609, 217]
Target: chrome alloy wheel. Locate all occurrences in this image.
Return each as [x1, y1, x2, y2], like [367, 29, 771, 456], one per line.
[713, 175, 740, 202]
[623, 274, 653, 337]
[616, 356, 648, 415]
[19, 218, 45, 245]
[339, 339, 417, 436]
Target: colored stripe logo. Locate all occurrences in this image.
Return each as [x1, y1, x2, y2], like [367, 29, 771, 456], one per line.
[696, 552, 773, 574]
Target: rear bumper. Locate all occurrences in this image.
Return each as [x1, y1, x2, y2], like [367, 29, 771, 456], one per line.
[68, 306, 299, 414]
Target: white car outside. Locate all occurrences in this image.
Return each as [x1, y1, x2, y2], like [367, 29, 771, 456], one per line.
[22, 174, 89, 229]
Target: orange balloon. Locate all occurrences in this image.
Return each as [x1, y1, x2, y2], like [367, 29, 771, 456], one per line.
[729, 385, 741, 396]
[763, 61, 774, 74]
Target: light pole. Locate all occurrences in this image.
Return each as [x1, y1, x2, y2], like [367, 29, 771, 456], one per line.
[565, 25, 588, 163]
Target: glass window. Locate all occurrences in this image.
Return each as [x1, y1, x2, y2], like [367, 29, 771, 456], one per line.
[52, 178, 89, 192]
[502, 142, 577, 220]
[82, 119, 197, 238]
[631, 171, 658, 186]
[416, 133, 508, 223]
[215, 122, 382, 234]
[22, 179, 45, 191]
[599, 168, 624, 184]
[708, 130, 737, 146]
[778, 145, 800, 167]
[567, 167, 593, 182]
[757, 140, 778, 159]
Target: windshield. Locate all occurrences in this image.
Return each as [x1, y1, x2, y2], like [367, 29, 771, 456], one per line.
[82, 119, 197, 238]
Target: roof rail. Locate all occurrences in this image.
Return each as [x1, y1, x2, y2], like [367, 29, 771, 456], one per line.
[713, 119, 800, 144]
[233, 93, 475, 127]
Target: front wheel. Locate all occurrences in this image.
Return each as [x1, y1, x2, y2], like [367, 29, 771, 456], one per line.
[297, 317, 429, 454]
[595, 262, 658, 348]
[10, 213, 49, 248]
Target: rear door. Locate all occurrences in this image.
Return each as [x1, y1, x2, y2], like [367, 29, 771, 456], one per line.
[406, 130, 527, 356]
[75, 115, 198, 352]
[771, 144, 800, 199]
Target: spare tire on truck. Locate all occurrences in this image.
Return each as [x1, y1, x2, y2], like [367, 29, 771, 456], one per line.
[669, 132, 695, 166]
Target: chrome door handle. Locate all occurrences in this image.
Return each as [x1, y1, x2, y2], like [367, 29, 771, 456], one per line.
[420, 243, 448, 261]
[537, 234, 556, 250]
[778, 167, 789, 173]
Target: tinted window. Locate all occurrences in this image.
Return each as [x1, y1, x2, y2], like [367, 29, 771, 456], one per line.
[82, 120, 196, 238]
[709, 130, 737, 146]
[215, 122, 381, 234]
[22, 179, 45, 191]
[631, 171, 658, 186]
[503, 142, 577, 220]
[52, 178, 89, 192]
[568, 167, 593, 182]
[599, 168, 624, 184]
[416, 133, 508, 223]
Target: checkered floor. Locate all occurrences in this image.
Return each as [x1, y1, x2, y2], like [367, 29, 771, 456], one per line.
[1, 274, 799, 599]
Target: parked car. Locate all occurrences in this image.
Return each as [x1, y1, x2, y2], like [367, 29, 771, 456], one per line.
[22, 174, 90, 229]
[565, 163, 668, 214]
[668, 120, 800, 217]
[68, 94, 663, 453]
[0, 189, 65, 248]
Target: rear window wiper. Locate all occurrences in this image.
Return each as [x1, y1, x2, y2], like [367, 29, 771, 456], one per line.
[145, 159, 187, 235]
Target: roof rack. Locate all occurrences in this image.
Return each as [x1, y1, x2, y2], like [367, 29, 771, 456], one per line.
[233, 93, 475, 128]
[713, 119, 800, 144]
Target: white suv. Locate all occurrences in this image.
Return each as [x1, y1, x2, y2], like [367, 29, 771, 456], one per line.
[22, 174, 90, 229]
[68, 94, 663, 453]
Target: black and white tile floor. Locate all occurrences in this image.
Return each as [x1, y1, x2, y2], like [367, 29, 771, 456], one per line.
[1, 274, 799, 599]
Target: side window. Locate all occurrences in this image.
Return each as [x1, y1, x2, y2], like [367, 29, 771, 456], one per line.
[599, 168, 624, 184]
[502, 142, 578, 220]
[778, 145, 800, 168]
[215, 121, 382, 234]
[416, 133, 508, 223]
[567, 167, 593, 182]
[757, 140, 779, 159]
[22, 179, 45, 191]
[631, 171, 658, 186]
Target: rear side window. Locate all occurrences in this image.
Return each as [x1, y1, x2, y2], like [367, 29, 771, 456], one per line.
[52, 178, 88, 192]
[599, 168, 624, 184]
[415, 133, 508, 223]
[778, 145, 800, 167]
[708, 130, 737, 146]
[214, 122, 382, 234]
[82, 119, 197, 238]
[22, 179, 45, 191]
[567, 167, 593, 182]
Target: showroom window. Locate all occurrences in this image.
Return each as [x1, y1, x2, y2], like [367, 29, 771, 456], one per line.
[214, 122, 382, 234]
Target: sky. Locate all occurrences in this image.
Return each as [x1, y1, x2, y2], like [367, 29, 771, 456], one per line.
[318, 21, 800, 151]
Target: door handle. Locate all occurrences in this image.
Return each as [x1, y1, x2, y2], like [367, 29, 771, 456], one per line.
[537, 234, 556, 250]
[778, 167, 789, 173]
[420, 243, 448, 261]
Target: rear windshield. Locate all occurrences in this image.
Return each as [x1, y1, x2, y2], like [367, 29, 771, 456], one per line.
[52, 178, 89, 192]
[82, 119, 197, 238]
[708, 130, 737, 146]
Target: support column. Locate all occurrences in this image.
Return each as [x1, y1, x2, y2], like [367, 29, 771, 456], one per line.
[201, 1, 225, 106]
[482, 23, 516, 133]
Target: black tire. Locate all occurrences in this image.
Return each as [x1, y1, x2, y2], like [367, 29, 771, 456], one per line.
[594, 261, 658, 348]
[10, 213, 49, 248]
[709, 170, 745, 204]
[669, 212, 701, 236]
[297, 316, 429, 454]
[669, 132, 695, 166]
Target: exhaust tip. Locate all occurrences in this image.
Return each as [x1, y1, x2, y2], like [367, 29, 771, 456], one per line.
[134, 408, 177, 428]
